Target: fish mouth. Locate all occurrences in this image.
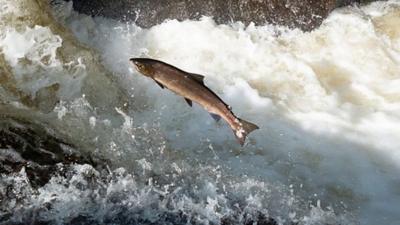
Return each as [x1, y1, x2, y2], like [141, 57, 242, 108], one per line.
[129, 58, 138, 65]
[129, 58, 141, 71]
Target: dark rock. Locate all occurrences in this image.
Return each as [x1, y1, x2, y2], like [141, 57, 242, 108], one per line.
[66, 0, 377, 31]
[244, 212, 278, 225]
[0, 116, 99, 188]
[221, 212, 280, 225]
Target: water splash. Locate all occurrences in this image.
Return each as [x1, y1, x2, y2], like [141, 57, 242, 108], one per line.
[1, 0, 400, 224]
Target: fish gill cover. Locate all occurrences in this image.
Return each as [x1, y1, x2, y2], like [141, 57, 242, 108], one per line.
[0, 0, 400, 224]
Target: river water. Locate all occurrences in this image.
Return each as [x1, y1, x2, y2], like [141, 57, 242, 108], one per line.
[1, 0, 400, 224]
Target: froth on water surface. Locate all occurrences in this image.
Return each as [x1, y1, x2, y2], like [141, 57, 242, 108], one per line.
[1, 0, 400, 224]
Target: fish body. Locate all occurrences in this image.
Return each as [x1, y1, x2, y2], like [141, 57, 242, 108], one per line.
[130, 58, 258, 145]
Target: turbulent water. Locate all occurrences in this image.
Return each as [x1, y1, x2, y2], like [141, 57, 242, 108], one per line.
[1, 0, 400, 224]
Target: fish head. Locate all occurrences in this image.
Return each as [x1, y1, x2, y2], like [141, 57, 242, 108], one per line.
[130, 58, 155, 78]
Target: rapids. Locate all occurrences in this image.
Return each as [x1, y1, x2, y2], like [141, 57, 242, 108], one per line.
[1, 0, 400, 224]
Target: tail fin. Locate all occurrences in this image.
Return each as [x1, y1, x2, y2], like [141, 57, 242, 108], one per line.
[234, 118, 259, 146]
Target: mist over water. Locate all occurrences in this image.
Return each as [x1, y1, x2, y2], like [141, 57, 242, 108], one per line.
[1, 0, 400, 224]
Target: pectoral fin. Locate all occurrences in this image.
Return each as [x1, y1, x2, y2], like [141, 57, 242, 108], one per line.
[155, 80, 164, 89]
[189, 73, 205, 85]
[210, 113, 221, 122]
[185, 98, 192, 107]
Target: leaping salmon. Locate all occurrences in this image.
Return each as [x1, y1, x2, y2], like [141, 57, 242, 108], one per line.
[130, 58, 259, 146]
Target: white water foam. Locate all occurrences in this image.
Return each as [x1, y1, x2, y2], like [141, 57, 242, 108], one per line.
[55, 1, 400, 224]
[1, 0, 400, 224]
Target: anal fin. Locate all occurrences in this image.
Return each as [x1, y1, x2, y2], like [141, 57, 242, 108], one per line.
[185, 98, 192, 107]
[210, 113, 221, 122]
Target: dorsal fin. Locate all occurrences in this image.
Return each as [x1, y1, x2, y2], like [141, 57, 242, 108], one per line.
[189, 73, 205, 85]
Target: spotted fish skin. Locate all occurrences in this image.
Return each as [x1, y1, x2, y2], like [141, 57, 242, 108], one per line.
[130, 58, 259, 146]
